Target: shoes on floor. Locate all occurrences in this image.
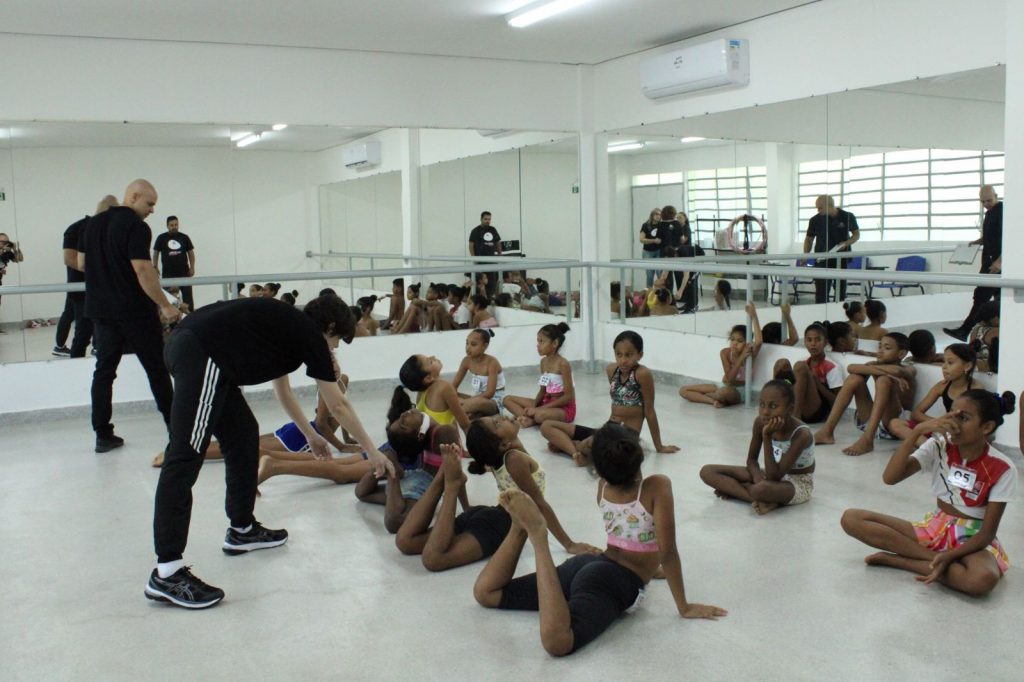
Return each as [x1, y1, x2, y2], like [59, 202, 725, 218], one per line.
[52, 346, 71, 357]
[90, 347, 98, 357]
[942, 326, 968, 342]
[95, 434, 125, 453]
[144, 567, 224, 609]
[223, 521, 288, 555]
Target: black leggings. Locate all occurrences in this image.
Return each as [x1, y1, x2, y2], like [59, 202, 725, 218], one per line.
[498, 554, 645, 653]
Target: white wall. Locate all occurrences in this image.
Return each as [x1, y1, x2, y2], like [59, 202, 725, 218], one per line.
[0, 146, 317, 322]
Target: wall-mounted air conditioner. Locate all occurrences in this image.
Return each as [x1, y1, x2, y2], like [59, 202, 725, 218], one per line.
[342, 141, 381, 168]
[640, 38, 749, 100]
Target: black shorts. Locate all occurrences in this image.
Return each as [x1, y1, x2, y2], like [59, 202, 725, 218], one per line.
[572, 425, 596, 441]
[454, 505, 512, 558]
[805, 398, 832, 424]
[498, 554, 645, 653]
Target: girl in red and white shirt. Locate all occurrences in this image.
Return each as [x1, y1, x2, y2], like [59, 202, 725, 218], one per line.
[841, 389, 1016, 596]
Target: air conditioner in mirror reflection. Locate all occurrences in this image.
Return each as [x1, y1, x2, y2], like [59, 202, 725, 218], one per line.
[342, 141, 382, 169]
[640, 38, 749, 100]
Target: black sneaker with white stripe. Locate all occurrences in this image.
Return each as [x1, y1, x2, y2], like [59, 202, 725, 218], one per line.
[222, 521, 288, 555]
[144, 566, 224, 609]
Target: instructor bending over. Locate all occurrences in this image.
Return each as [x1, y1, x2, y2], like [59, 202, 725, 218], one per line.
[146, 294, 392, 609]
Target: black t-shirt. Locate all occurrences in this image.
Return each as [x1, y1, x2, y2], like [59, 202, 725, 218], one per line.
[806, 208, 859, 253]
[63, 216, 88, 284]
[468, 224, 502, 257]
[639, 221, 663, 252]
[659, 220, 691, 255]
[178, 297, 336, 386]
[981, 202, 1003, 272]
[153, 231, 195, 278]
[80, 207, 155, 320]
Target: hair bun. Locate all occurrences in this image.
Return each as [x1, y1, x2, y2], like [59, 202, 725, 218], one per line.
[556, 322, 570, 334]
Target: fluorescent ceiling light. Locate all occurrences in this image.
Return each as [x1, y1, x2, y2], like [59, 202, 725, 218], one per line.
[607, 142, 644, 152]
[507, 0, 590, 28]
[230, 131, 253, 142]
[679, 136, 706, 143]
[236, 133, 262, 148]
[272, 123, 288, 131]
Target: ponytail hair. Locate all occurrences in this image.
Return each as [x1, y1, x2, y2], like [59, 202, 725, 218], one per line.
[843, 301, 863, 321]
[471, 328, 495, 345]
[465, 420, 505, 475]
[385, 386, 423, 464]
[538, 321, 570, 350]
[591, 422, 644, 486]
[408, 283, 422, 297]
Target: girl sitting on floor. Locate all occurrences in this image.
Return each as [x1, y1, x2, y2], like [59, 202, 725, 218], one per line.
[392, 283, 425, 334]
[824, 320, 859, 354]
[504, 322, 575, 428]
[772, 322, 844, 425]
[840, 390, 1016, 596]
[355, 295, 379, 337]
[680, 302, 762, 408]
[844, 301, 867, 337]
[452, 329, 506, 419]
[472, 423, 727, 657]
[398, 353, 471, 435]
[468, 294, 498, 329]
[888, 343, 983, 443]
[857, 299, 888, 341]
[542, 330, 678, 465]
[699, 379, 815, 515]
[751, 302, 798, 346]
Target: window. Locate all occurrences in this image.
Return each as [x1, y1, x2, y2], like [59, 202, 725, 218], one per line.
[797, 149, 1004, 241]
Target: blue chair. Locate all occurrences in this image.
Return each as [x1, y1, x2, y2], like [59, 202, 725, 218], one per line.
[770, 258, 817, 304]
[869, 256, 926, 297]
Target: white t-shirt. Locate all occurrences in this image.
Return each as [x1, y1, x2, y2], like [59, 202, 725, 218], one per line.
[453, 305, 471, 325]
[910, 436, 1017, 519]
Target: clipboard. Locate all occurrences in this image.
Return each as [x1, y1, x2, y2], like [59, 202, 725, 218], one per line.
[949, 244, 981, 265]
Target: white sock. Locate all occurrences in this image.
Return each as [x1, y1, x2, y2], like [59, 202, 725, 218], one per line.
[231, 524, 253, 534]
[157, 560, 184, 579]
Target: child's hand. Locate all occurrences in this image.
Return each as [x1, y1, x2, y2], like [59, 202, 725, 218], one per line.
[524, 407, 536, 417]
[762, 416, 784, 437]
[915, 552, 953, 585]
[780, 301, 791, 316]
[680, 603, 728, 620]
[657, 444, 680, 453]
[738, 344, 751, 358]
[920, 412, 960, 439]
[745, 301, 756, 317]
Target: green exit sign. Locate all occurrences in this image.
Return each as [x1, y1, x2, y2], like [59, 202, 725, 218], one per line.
[0, 191, 5, 201]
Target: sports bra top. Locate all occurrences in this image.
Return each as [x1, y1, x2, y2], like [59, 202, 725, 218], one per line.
[416, 391, 455, 426]
[468, 370, 506, 396]
[941, 381, 955, 412]
[610, 366, 643, 407]
[600, 479, 659, 552]
[490, 450, 546, 493]
[539, 372, 566, 394]
[770, 423, 815, 471]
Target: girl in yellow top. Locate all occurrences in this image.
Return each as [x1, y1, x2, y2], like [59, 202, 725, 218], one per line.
[398, 354, 471, 434]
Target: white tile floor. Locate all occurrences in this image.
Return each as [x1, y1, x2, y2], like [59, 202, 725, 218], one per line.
[2, 372, 1022, 681]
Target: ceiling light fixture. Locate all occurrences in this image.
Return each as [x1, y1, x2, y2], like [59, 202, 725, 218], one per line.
[236, 133, 262, 148]
[679, 136, 706, 143]
[607, 142, 644, 152]
[272, 123, 288, 131]
[506, 0, 590, 28]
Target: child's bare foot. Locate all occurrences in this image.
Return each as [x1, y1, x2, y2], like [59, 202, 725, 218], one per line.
[713, 400, 724, 408]
[653, 565, 666, 580]
[257, 455, 275, 485]
[864, 551, 899, 567]
[813, 428, 835, 445]
[517, 416, 536, 428]
[571, 451, 588, 467]
[499, 489, 547, 537]
[752, 500, 779, 515]
[441, 444, 467, 486]
[152, 451, 165, 468]
[843, 435, 874, 456]
[713, 489, 734, 500]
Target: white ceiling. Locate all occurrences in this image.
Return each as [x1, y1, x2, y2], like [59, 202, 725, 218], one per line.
[0, 0, 817, 65]
[0, 122, 381, 152]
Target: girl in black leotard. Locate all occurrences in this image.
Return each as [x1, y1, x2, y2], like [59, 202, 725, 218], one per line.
[889, 344, 981, 442]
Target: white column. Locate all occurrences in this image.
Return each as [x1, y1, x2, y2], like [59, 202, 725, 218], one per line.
[998, 1, 1023, 447]
[399, 128, 421, 260]
[765, 142, 796, 252]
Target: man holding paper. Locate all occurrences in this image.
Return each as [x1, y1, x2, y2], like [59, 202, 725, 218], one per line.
[944, 185, 1003, 341]
[803, 194, 860, 303]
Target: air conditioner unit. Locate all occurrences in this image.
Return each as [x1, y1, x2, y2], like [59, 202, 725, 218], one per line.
[342, 141, 381, 168]
[640, 38, 749, 100]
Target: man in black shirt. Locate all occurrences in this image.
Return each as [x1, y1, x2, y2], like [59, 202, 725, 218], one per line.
[53, 196, 118, 358]
[146, 294, 392, 610]
[802, 195, 860, 303]
[944, 185, 1003, 341]
[152, 215, 196, 311]
[468, 211, 502, 298]
[80, 179, 181, 453]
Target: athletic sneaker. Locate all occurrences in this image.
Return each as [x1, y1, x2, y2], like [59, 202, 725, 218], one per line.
[52, 345, 71, 357]
[222, 521, 288, 555]
[95, 434, 125, 453]
[942, 326, 969, 342]
[144, 567, 224, 609]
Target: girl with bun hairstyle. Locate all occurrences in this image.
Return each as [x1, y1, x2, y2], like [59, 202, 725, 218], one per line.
[453, 328, 507, 419]
[503, 322, 575, 428]
[858, 300, 888, 342]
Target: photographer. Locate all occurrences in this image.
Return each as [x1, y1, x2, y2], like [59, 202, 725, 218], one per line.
[0, 233, 25, 329]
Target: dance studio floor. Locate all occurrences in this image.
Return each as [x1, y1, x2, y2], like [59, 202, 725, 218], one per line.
[2, 371, 1021, 681]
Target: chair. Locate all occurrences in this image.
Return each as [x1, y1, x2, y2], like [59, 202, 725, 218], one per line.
[844, 256, 868, 298]
[868, 256, 926, 297]
[770, 258, 817, 304]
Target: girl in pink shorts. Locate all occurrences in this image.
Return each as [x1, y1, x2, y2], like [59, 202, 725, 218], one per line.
[503, 322, 575, 428]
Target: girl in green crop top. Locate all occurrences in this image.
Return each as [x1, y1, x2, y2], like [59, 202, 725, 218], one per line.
[467, 415, 598, 556]
[474, 422, 726, 656]
[700, 379, 816, 515]
[541, 330, 678, 466]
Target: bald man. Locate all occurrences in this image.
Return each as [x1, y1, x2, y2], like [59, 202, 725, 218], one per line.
[803, 194, 860, 303]
[80, 180, 181, 453]
[944, 185, 1003, 341]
